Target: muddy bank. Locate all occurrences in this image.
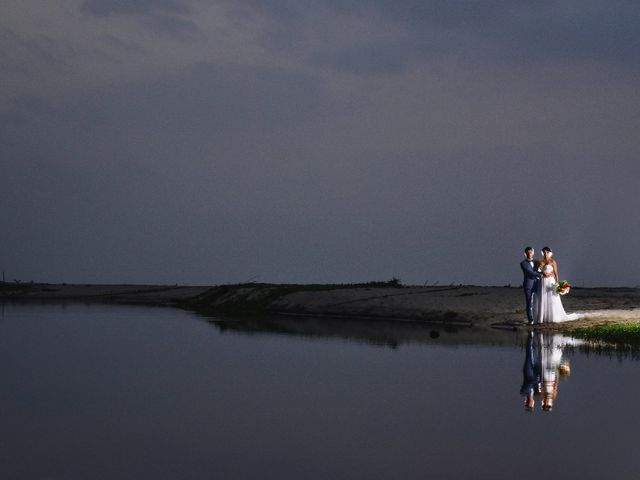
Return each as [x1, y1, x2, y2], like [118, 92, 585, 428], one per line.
[3, 282, 640, 330]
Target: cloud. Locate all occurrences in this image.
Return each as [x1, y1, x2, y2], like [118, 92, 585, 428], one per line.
[80, 0, 198, 39]
[3, 56, 640, 285]
[53, 62, 334, 134]
[99, 34, 146, 54]
[0, 28, 63, 73]
[4, 95, 56, 119]
[80, 0, 191, 17]
[3, 0, 640, 285]
[0, 27, 79, 95]
[0, 61, 351, 283]
[227, 0, 640, 74]
[140, 13, 199, 39]
[307, 42, 411, 76]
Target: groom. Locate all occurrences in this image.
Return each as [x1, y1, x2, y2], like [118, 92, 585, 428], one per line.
[520, 246, 542, 324]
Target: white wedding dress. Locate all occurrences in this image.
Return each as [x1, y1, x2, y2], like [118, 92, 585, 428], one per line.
[535, 265, 581, 323]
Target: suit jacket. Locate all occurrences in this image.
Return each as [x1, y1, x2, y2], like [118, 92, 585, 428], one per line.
[520, 259, 541, 290]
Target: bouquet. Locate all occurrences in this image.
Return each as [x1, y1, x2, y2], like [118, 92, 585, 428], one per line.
[556, 280, 570, 295]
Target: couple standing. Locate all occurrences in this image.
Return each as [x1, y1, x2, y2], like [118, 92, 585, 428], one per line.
[520, 246, 579, 324]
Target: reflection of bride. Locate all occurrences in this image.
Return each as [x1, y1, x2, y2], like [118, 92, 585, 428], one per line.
[539, 333, 581, 411]
[540, 333, 564, 411]
[535, 247, 580, 323]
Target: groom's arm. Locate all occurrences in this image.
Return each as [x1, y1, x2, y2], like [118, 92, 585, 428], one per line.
[521, 261, 542, 280]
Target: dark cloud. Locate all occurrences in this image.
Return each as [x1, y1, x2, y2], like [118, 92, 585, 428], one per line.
[3, 1, 640, 286]
[140, 13, 199, 39]
[55, 62, 333, 133]
[474, 2, 640, 66]
[80, 0, 198, 39]
[4, 95, 56, 120]
[307, 43, 411, 76]
[231, 0, 640, 73]
[3, 58, 640, 286]
[0, 28, 65, 81]
[100, 34, 146, 53]
[80, 0, 191, 17]
[0, 63, 352, 283]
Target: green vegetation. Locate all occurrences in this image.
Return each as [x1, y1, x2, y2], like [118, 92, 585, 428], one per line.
[571, 322, 640, 347]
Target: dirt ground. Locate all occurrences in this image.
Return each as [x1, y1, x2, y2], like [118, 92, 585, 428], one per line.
[3, 283, 639, 331]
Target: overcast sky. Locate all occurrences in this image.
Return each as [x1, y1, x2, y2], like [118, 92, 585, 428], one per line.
[1, 1, 639, 287]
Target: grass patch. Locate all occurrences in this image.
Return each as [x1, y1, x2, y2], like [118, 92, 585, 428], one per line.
[570, 322, 640, 347]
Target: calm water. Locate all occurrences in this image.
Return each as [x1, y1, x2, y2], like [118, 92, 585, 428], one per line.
[1, 303, 638, 479]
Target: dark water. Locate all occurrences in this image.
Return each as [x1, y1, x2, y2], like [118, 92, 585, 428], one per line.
[1, 303, 638, 479]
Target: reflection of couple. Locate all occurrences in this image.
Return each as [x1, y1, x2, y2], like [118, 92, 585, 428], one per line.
[520, 246, 580, 324]
[520, 332, 574, 412]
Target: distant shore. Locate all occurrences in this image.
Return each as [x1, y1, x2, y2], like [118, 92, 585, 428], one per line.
[2, 281, 640, 331]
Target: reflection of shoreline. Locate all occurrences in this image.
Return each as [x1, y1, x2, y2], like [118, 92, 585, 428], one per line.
[205, 314, 640, 359]
[206, 314, 528, 349]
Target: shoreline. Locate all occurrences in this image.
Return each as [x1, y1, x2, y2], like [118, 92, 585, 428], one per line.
[2, 281, 640, 331]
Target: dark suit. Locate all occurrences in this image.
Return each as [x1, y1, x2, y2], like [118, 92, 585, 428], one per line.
[520, 258, 541, 323]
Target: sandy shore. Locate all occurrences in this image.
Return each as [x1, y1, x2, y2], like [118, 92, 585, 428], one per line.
[248, 285, 640, 330]
[3, 282, 639, 330]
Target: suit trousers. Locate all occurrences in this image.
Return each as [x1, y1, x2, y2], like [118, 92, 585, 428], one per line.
[524, 286, 536, 323]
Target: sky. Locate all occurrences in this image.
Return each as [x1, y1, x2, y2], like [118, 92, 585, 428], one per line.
[1, 0, 639, 287]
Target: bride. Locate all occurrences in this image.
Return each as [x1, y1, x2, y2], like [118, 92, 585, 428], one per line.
[535, 247, 580, 323]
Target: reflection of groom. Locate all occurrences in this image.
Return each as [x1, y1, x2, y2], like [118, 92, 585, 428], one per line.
[520, 332, 541, 411]
[520, 246, 542, 324]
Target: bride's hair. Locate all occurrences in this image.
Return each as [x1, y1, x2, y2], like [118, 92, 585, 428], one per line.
[540, 246, 556, 265]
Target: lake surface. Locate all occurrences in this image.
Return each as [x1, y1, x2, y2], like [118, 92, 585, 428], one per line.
[1, 303, 638, 479]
